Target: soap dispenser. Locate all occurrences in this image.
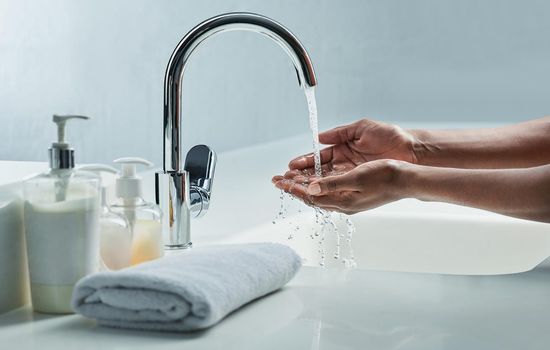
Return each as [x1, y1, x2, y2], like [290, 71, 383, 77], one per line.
[23, 115, 100, 314]
[111, 158, 163, 265]
[77, 164, 132, 271]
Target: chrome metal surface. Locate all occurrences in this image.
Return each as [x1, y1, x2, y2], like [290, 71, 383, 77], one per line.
[158, 12, 317, 249]
[163, 12, 317, 172]
[185, 145, 216, 218]
[155, 171, 191, 249]
[49, 114, 89, 170]
[48, 148, 74, 170]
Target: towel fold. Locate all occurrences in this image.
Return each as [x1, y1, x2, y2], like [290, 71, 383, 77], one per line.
[72, 242, 301, 332]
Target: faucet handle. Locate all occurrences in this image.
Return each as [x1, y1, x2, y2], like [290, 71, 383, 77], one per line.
[185, 145, 216, 218]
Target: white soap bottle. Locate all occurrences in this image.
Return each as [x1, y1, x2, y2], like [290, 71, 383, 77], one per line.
[77, 164, 132, 271]
[23, 115, 100, 314]
[110, 158, 164, 265]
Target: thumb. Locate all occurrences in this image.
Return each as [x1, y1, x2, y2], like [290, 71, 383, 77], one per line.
[318, 124, 355, 145]
[307, 173, 358, 196]
[318, 119, 371, 145]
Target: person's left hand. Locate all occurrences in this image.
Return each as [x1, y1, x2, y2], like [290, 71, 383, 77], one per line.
[272, 159, 408, 215]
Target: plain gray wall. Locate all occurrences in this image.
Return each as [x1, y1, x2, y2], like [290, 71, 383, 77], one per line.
[1, 0, 550, 165]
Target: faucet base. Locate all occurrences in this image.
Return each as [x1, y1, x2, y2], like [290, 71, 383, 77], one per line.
[155, 171, 191, 248]
[164, 242, 193, 250]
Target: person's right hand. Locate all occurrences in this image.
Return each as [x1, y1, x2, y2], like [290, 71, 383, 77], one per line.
[288, 119, 418, 176]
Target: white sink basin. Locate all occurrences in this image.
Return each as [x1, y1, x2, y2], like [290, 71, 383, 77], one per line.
[226, 203, 550, 275]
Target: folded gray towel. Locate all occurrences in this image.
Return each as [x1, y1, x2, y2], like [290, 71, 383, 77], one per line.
[72, 242, 301, 332]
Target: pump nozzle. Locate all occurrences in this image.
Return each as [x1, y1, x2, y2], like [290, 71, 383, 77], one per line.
[113, 157, 153, 199]
[53, 115, 89, 146]
[78, 164, 118, 174]
[78, 164, 118, 186]
[49, 114, 90, 169]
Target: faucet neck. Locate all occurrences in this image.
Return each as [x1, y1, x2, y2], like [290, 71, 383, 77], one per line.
[158, 12, 317, 250]
[162, 12, 317, 172]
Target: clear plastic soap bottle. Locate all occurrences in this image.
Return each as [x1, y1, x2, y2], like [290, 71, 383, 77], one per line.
[77, 164, 132, 271]
[110, 158, 163, 265]
[23, 115, 100, 314]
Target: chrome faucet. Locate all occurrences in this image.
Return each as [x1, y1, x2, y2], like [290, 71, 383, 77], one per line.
[155, 12, 318, 249]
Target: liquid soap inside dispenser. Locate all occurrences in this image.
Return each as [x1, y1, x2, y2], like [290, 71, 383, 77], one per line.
[23, 115, 100, 314]
[110, 157, 164, 265]
[77, 164, 132, 271]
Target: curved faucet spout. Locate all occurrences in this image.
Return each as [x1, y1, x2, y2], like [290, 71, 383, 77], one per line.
[163, 12, 318, 172]
[157, 12, 317, 249]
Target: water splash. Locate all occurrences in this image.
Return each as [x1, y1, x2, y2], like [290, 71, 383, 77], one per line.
[306, 87, 353, 266]
[272, 190, 288, 225]
[273, 86, 357, 268]
[341, 215, 357, 268]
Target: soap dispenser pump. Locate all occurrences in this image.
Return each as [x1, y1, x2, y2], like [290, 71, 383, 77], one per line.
[111, 157, 164, 265]
[23, 115, 100, 314]
[50, 115, 91, 201]
[78, 164, 132, 271]
[50, 115, 87, 170]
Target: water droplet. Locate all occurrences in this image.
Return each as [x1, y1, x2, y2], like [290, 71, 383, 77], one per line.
[271, 87, 359, 268]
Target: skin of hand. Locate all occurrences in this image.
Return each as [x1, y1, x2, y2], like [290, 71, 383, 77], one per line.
[287, 119, 419, 176]
[274, 160, 550, 223]
[273, 118, 420, 214]
[273, 116, 550, 221]
[289, 116, 550, 173]
[411, 116, 550, 169]
[403, 163, 550, 223]
[272, 159, 407, 215]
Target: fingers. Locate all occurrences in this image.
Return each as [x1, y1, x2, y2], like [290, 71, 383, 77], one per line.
[318, 126, 352, 145]
[288, 147, 333, 170]
[272, 175, 360, 214]
[283, 171, 311, 184]
[318, 119, 368, 145]
[272, 178, 343, 211]
[288, 154, 313, 170]
[307, 172, 358, 196]
[271, 176, 309, 200]
[282, 164, 335, 182]
[318, 119, 380, 145]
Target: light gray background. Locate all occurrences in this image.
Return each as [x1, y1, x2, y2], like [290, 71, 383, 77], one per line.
[1, 0, 549, 165]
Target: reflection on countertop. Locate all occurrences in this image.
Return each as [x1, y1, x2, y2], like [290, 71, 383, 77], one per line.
[2, 264, 550, 350]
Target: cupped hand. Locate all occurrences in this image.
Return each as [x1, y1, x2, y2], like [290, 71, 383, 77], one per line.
[288, 119, 418, 175]
[272, 159, 409, 215]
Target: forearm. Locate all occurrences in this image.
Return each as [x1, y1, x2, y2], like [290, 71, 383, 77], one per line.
[409, 116, 550, 169]
[399, 163, 550, 223]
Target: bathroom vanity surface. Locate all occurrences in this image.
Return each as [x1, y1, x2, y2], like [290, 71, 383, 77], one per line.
[1, 264, 550, 350]
[1, 132, 550, 349]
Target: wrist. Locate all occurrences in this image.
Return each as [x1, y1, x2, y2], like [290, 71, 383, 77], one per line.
[390, 160, 421, 200]
[407, 129, 434, 166]
[395, 162, 464, 203]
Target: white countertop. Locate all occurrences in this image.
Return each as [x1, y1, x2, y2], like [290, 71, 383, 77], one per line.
[2, 265, 550, 350]
[1, 133, 550, 349]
